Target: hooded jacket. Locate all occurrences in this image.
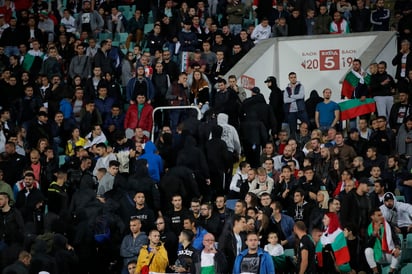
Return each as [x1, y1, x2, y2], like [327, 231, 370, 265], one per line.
[176, 136, 210, 180]
[380, 192, 412, 228]
[217, 113, 241, 154]
[139, 141, 163, 182]
[232, 247, 275, 274]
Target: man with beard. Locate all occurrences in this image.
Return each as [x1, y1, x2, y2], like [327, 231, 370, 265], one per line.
[315, 88, 340, 131]
[75, 0, 104, 36]
[273, 145, 300, 171]
[0, 192, 24, 249]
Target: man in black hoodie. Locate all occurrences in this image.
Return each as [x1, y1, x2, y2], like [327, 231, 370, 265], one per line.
[205, 125, 232, 197]
[265, 76, 284, 133]
[241, 86, 277, 137]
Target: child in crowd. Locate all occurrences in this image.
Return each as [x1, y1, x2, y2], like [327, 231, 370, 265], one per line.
[264, 232, 284, 257]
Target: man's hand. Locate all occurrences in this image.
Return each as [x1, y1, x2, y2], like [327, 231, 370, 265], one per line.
[393, 247, 401, 258]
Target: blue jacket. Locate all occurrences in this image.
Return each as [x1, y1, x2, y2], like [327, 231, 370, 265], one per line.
[59, 99, 74, 119]
[178, 226, 208, 252]
[269, 213, 295, 248]
[192, 226, 208, 251]
[139, 141, 163, 182]
[232, 248, 275, 274]
[125, 77, 155, 102]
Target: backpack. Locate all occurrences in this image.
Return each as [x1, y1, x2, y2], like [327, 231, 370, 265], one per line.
[94, 214, 111, 243]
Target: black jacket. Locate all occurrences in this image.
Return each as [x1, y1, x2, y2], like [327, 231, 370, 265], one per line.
[94, 49, 113, 75]
[392, 51, 412, 80]
[389, 102, 412, 130]
[176, 136, 210, 180]
[241, 94, 277, 134]
[370, 72, 396, 97]
[159, 166, 200, 209]
[218, 229, 246, 272]
[239, 114, 268, 146]
[0, 206, 24, 245]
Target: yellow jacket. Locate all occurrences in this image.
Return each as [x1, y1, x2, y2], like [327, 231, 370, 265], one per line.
[135, 244, 168, 274]
[65, 137, 87, 156]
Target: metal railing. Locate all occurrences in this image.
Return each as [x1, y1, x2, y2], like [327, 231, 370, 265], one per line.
[151, 106, 202, 141]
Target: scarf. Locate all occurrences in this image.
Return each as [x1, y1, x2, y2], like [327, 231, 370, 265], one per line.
[367, 219, 395, 261]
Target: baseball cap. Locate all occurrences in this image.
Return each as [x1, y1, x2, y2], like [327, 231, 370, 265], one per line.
[264, 76, 275, 83]
[384, 192, 395, 201]
[251, 87, 260, 94]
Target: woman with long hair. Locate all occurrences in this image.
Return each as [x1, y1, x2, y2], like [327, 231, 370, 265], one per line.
[316, 212, 352, 274]
[121, 51, 135, 89]
[244, 192, 259, 209]
[65, 127, 87, 157]
[178, 2, 189, 26]
[189, 70, 210, 114]
[256, 210, 270, 247]
[36, 138, 49, 155]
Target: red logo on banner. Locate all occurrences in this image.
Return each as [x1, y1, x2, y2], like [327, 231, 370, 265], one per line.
[319, 49, 340, 71]
[241, 75, 256, 89]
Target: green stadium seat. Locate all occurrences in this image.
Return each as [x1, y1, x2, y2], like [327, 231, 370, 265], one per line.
[397, 196, 406, 202]
[401, 263, 412, 274]
[406, 234, 412, 249]
[144, 23, 154, 35]
[284, 249, 294, 258]
[118, 5, 136, 20]
[99, 33, 112, 42]
[116, 32, 129, 43]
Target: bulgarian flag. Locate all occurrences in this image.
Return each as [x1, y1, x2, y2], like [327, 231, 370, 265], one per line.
[315, 231, 351, 273]
[339, 98, 376, 120]
[341, 70, 371, 98]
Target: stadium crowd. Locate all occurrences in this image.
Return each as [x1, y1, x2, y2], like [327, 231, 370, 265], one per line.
[0, 0, 411, 273]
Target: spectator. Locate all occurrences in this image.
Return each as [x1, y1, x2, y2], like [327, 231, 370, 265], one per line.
[351, 0, 371, 32]
[75, 0, 104, 36]
[365, 207, 401, 274]
[233, 232, 275, 274]
[120, 217, 148, 271]
[251, 18, 271, 43]
[294, 221, 317, 274]
[218, 214, 247, 272]
[135, 229, 169, 273]
[314, 5, 332, 34]
[370, 61, 396, 117]
[283, 72, 309, 137]
[370, 0, 390, 31]
[330, 11, 350, 34]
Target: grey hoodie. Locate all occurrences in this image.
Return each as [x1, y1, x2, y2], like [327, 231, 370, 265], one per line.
[217, 113, 241, 155]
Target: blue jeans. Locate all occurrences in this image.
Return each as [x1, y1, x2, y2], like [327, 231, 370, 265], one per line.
[4, 46, 19, 57]
[287, 110, 309, 137]
[169, 109, 187, 132]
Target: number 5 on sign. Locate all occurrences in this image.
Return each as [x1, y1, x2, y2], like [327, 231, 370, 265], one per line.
[319, 49, 340, 71]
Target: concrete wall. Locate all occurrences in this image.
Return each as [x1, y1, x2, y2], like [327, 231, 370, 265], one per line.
[225, 32, 397, 103]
